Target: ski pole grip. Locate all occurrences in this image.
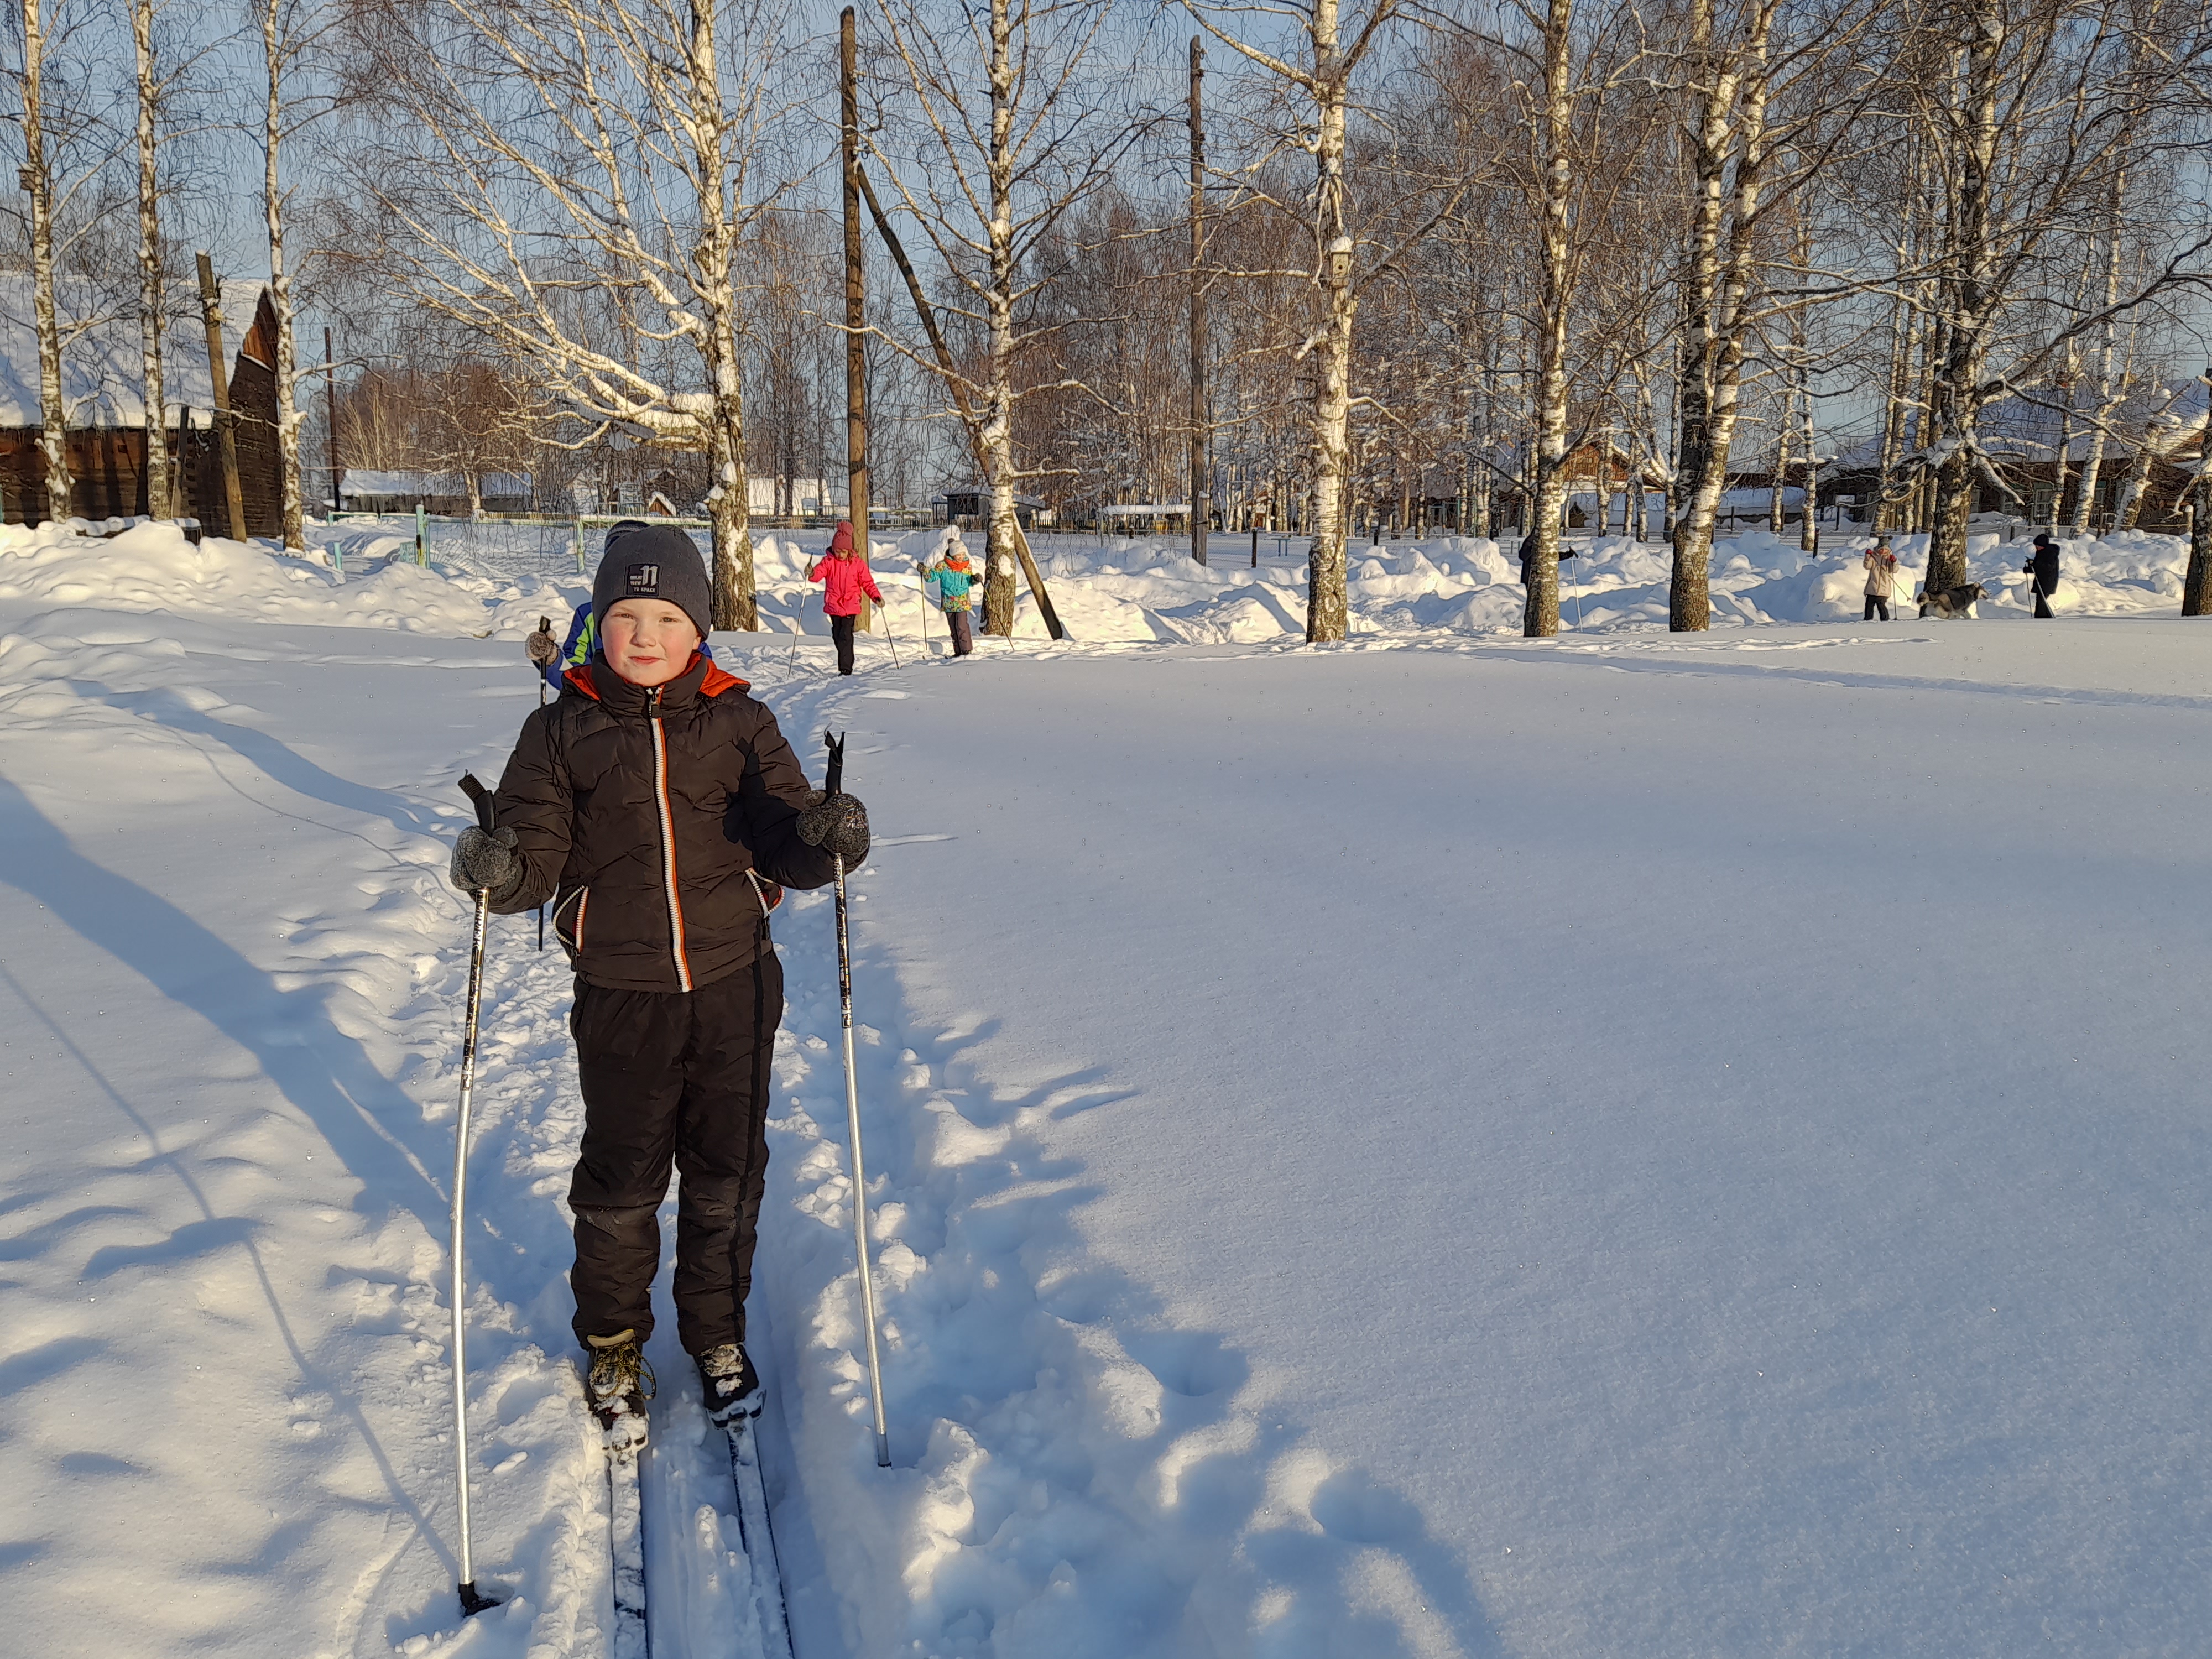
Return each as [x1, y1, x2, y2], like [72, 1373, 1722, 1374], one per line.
[824, 731, 845, 797]
[458, 773, 497, 832]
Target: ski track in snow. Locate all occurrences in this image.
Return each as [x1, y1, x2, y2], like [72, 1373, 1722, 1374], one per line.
[7, 519, 2212, 1656]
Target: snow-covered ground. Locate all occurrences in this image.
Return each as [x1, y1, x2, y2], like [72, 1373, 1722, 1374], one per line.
[5, 519, 2212, 1656]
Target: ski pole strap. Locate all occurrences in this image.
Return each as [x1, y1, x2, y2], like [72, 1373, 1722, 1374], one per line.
[824, 731, 844, 796]
[459, 773, 497, 832]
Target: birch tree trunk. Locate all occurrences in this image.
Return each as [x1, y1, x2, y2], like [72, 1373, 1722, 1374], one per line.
[1797, 356, 1819, 551]
[263, 0, 304, 546]
[1874, 300, 1908, 535]
[23, 0, 71, 522]
[1634, 367, 1658, 541]
[1521, 0, 1574, 637]
[1923, 0, 2004, 597]
[2052, 343, 2079, 529]
[1667, 0, 1731, 630]
[2069, 182, 2125, 537]
[132, 0, 168, 520]
[685, 0, 754, 630]
[2111, 418, 2157, 531]
[1768, 388, 1790, 532]
[975, 0, 1020, 635]
[1668, 0, 1770, 630]
[1303, 0, 1354, 642]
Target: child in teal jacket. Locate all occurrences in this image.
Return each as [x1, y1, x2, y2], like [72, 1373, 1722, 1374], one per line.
[919, 528, 980, 657]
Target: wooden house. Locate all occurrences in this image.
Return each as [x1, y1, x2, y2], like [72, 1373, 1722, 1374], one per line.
[0, 276, 283, 535]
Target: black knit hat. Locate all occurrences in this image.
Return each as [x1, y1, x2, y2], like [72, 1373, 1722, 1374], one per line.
[592, 521, 713, 642]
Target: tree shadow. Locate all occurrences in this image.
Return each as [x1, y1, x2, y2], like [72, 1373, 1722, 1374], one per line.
[64, 681, 451, 840]
[0, 778, 458, 1577]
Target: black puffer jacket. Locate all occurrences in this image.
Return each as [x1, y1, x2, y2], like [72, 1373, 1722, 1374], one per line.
[489, 653, 836, 993]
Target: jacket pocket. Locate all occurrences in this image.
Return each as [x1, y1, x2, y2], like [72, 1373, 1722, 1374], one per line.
[551, 885, 589, 967]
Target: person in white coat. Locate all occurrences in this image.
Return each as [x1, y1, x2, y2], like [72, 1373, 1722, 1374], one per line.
[1863, 536, 1898, 622]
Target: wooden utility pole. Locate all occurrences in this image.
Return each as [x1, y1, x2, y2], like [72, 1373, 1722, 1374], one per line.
[841, 8, 869, 548]
[1187, 35, 1207, 568]
[195, 254, 246, 540]
[324, 326, 340, 518]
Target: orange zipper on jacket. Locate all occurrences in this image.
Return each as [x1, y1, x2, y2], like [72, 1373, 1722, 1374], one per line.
[647, 687, 693, 991]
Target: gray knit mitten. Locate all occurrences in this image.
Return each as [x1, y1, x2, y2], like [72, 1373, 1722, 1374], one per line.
[796, 791, 871, 864]
[450, 826, 523, 899]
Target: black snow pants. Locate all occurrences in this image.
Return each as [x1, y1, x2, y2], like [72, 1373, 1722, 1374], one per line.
[1863, 595, 1891, 621]
[831, 613, 858, 675]
[567, 951, 784, 1354]
[946, 611, 974, 656]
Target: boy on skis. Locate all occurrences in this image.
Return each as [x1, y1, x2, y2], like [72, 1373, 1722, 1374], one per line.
[450, 522, 871, 1444]
[917, 526, 979, 657]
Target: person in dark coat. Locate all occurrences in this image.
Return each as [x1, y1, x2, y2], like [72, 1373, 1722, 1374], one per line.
[450, 522, 871, 1444]
[2025, 532, 2060, 618]
[1517, 529, 1573, 586]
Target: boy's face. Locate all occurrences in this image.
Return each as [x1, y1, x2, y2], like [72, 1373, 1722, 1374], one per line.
[601, 598, 701, 687]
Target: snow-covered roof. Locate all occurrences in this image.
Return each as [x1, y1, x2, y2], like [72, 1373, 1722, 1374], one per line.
[1979, 382, 2211, 460]
[0, 273, 270, 429]
[1101, 503, 1191, 516]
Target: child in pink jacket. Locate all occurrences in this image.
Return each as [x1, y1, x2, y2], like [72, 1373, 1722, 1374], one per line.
[806, 520, 884, 675]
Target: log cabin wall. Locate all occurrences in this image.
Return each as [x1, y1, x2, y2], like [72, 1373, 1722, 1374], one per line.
[0, 289, 282, 536]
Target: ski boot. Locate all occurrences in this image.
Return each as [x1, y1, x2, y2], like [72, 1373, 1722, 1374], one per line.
[584, 1329, 654, 1451]
[696, 1342, 761, 1426]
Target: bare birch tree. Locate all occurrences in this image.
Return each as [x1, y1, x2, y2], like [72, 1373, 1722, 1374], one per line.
[19, 0, 68, 517]
[863, 0, 1144, 633]
[1185, 0, 1417, 639]
[1898, 0, 2208, 595]
[129, 0, 168, 518]
[1665, 0, 1877, 629]
[341, 0, 792, 625]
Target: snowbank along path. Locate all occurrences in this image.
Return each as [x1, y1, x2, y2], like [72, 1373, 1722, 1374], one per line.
[4, 520, 2211, 1657]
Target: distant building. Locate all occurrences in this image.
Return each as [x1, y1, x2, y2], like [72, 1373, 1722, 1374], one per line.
[0, 274, 283, 532]
[1100, 502, 1190, 534]
[935, 486, 1043, 529]
[748, 476, 832, 517]
[339, 471, 533, 515]
[1818, 384, 2211, 531]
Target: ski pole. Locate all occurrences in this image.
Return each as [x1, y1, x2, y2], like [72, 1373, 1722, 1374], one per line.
[825, 732, 891, 1468]
[450, 773, 505, 1619]
[534, 619, 549, 953]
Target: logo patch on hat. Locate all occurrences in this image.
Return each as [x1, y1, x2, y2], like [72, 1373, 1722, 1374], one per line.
[625, 564, 660, 594]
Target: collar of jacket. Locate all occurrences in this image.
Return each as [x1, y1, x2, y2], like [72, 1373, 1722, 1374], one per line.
[563, 653, 749, 711]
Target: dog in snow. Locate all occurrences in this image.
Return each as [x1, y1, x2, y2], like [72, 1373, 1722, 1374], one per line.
[1917, 582, 1986, 619]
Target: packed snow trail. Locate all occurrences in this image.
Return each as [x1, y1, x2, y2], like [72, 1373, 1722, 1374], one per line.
[0, 586, 832, 1656]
